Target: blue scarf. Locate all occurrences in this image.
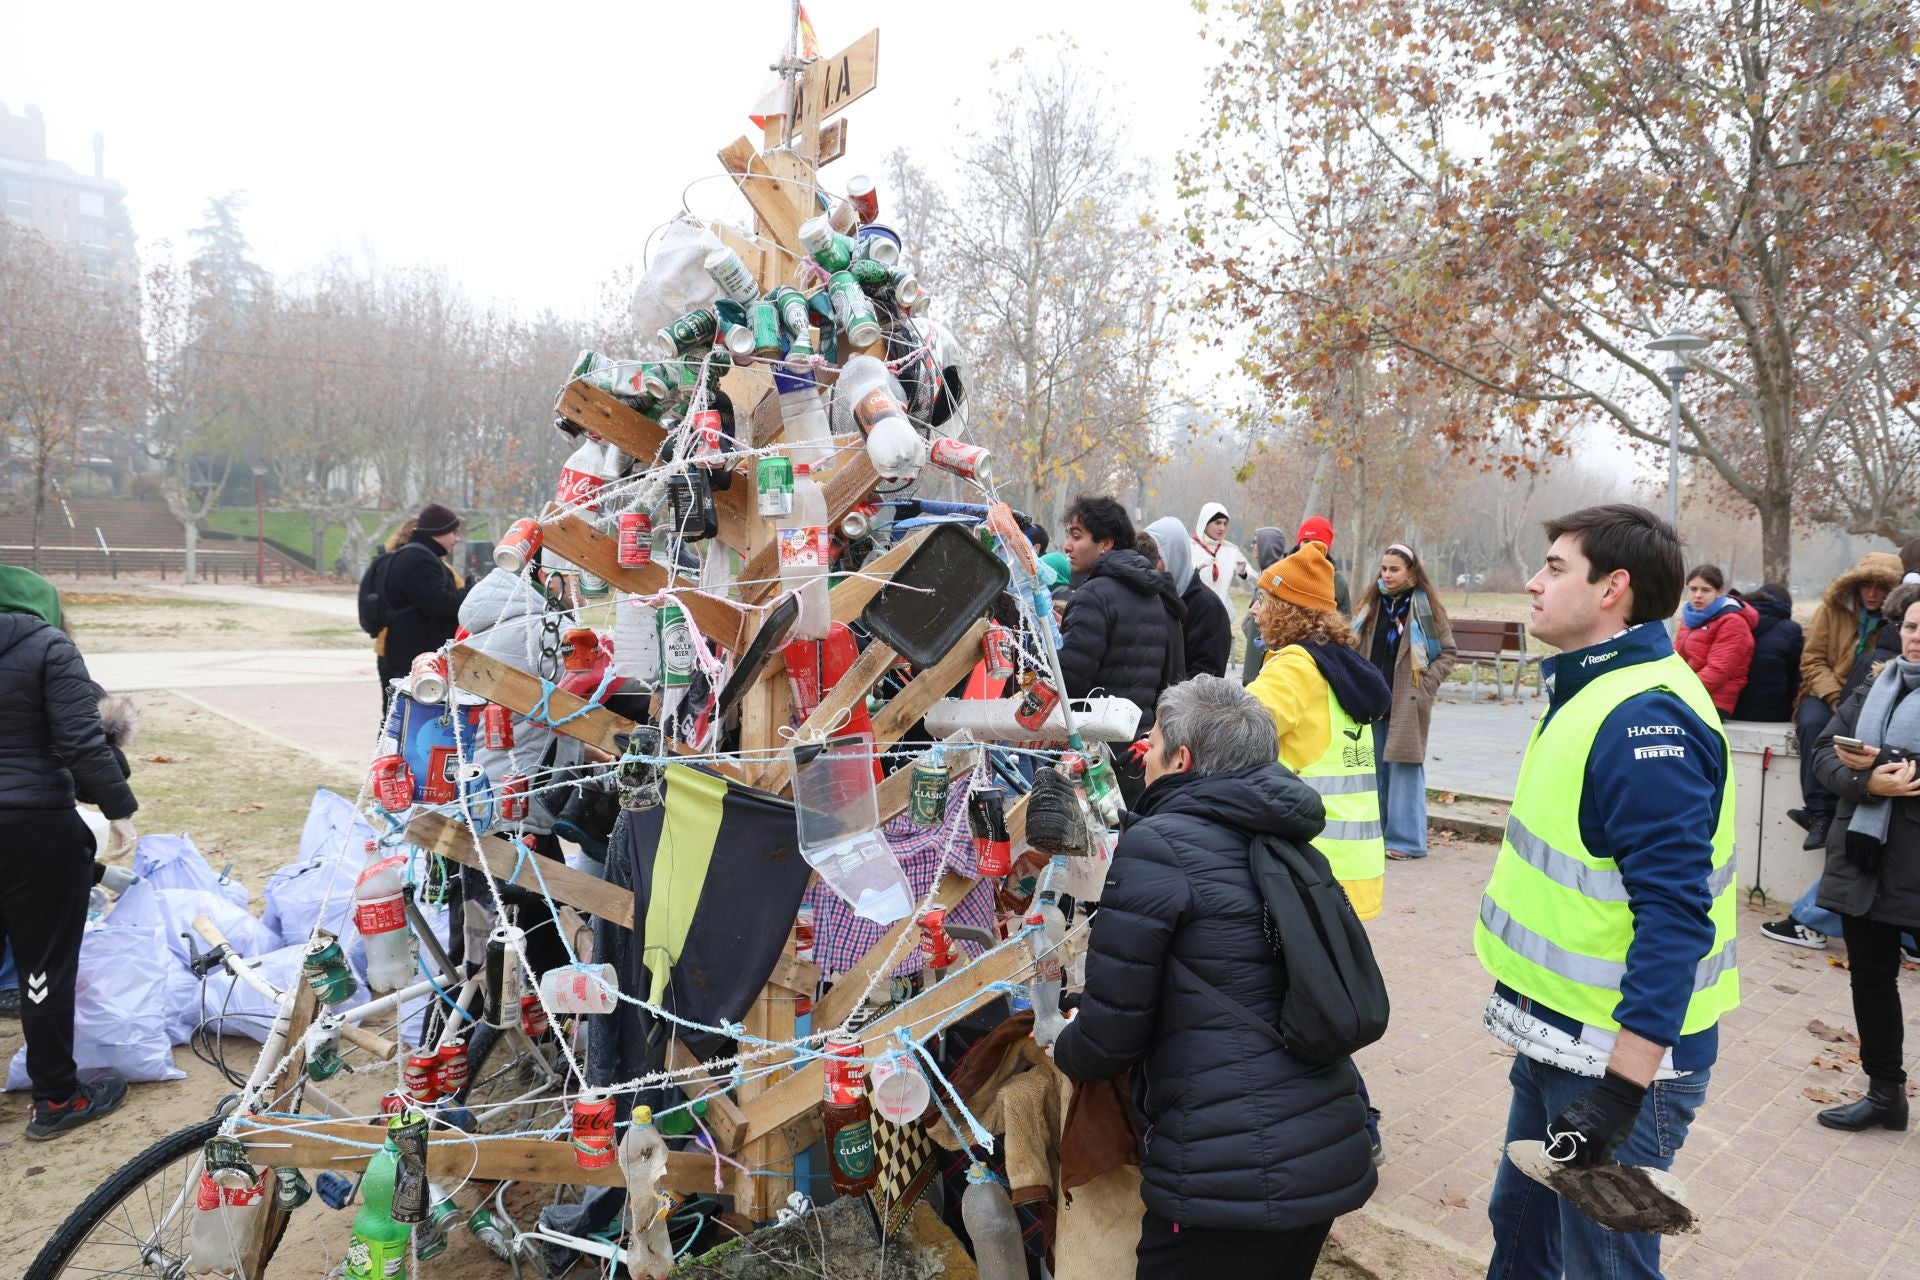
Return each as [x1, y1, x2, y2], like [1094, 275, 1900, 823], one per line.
[1681, 595, 1738, 629]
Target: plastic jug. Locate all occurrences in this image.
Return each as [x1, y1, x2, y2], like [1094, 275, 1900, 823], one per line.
[185, 1156, 266, 1275]
[790, 733, 912, 924]
[538, 962, 621, 1016]
[837, 355, 925, 480]
[344, 1132, 410, 1279]
[778, 463, 831, 641]
[775, 368, 834, 472]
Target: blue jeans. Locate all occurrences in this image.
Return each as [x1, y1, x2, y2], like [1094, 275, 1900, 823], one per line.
[1373, 722, 1428, 856]
[0, 939, 13, 990]
[1793, 878, 1920, 950]
[1488, 1055, 1710, 1280]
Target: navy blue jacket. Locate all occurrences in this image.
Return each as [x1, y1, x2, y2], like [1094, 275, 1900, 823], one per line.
[1502, 623, 1727, 1069]
[1058, 549, 1186, 730]
[1053, 763, 1378, 1230]
[1729, 594, 1803, 722]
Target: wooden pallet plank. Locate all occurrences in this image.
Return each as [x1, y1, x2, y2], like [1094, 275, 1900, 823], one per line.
[541, 514, 752, 652]
[448, 641, 632, 757]
[406, 811, 635, 931]
[870, 617, 992, 746]
[808, 872, 980, 1033]
[718, 138, 808, 260]
[665, 1038, 750, 1155]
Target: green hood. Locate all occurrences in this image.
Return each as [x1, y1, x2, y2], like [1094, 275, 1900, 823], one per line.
[0, 565, 61, 628]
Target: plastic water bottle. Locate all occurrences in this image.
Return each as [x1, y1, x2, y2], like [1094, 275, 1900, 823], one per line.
[554, 437, 613, 513]
[353, 846, 417, 994]
[619, 1106, 675, 1280]
[344, 1131, 410, 1279]
[1027, 891, 1069, 1048]
[779, 463, 831, 641]
[836, 355, 925, 480]
[185, 1157, 266, 1275]
[961, 1164, 1027, 1280]
[612, 592, 661, 685]
[775, 369, 834, 472]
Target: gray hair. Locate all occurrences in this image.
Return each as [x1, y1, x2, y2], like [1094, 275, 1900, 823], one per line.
[1154, 675, 1279, 776]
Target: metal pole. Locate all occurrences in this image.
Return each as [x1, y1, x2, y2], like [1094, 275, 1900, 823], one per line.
[1666, 374, 1683, 535]
[255, 471, 266, 585]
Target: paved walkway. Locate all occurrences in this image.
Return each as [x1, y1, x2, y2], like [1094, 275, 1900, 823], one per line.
[1363, 836, 1920, 1279]
[88, 647, 374, 692]
[1425, 691, 1542, 801]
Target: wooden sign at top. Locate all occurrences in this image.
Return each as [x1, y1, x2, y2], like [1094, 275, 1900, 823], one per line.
[793, 29, 879, 126]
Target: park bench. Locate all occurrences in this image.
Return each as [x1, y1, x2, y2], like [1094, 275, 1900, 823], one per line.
[1452, 618, 1543, 699]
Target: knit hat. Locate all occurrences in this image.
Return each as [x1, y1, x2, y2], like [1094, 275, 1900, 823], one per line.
[416, 502, 462, 535]
[1259, 540, 1337, 613]
[1296, 516, 1335, 549]
[0, 564, 62, 628]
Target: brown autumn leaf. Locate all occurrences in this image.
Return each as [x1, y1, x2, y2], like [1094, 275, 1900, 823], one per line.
[1440, 1193, 1469, 1210]
[230, 802, 266, 813]
[143, 753, 185, 765]
[1803, 1088, 1838, 1105]
[1812, 1056, 1845, 1072]
[1827, 955, 1850, 970]
[1806, 1019, 1858, 1044]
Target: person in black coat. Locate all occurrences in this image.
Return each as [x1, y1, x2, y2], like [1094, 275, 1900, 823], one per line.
[1146, 517, 1232, 678]
[0, 565, 133, 1139]
[1729, 583, 1804, 722]
[1059, 496, 1185, 714]
[1052, 676, 1377, 1279]
[376, 502, 472, 700]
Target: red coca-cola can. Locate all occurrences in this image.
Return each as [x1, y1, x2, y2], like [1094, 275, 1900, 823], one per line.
[616, 511, 653, 566]
[498, 774, 530, 823]
[370, 755, 414, 812]
[493, 518, 543, 573]
[379, 1090, 409, 1117]
[793, 904, 815, 963]
[436, 1040, 469, 1095]
[483, 703, 514, 751]
[573, 1093, 618, 1169]
[822, 1037, 868, 1107]
[562, 628, 600, 672]
[846, 174, 879, 226]
[404, 1050, 440, 1101]
[408, 651, 449, 704]
[1014, 679, 1061, 731]
[689, 408, 725, 464]
[928, 435, 990, 480]
[520, 992, 549, 1038]
[982, 625, 1016, 682]
[919, 909, 955, 969]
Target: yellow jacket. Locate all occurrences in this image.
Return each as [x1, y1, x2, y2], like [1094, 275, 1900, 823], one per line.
[1247, 644, 1333, 773]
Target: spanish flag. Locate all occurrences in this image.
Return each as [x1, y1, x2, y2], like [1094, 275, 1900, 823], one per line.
[747, 4, 821, 128]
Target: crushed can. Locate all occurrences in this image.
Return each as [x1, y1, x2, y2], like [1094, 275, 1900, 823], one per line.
[303, 1016, 345, 1081]
[387, 1110, 431, 1224]
[273, 1167, 312, 1211]
[617, 511, 653, 566]
[493, 518, 542, 573]
[1014, 678, 1061, 732]
[300, 932, 357, 1006]
[919, 909, 955, 969]
[369, 754, 414, 814]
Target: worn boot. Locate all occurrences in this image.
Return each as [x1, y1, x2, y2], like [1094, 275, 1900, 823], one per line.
[1818, 1078, 1909, 1132]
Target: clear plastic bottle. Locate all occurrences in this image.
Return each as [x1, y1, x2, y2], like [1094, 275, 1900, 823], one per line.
[836, 355, 925, 480]
[353, 845, 417, 994]
[619, 1106, 675, 1280]
[538, 962, 620, 1016]
[1027, 888, 1069, 1048]
[612, 592, 661, 686]
[961, 1164, 1027, 1280]
[779, 463, 831, 641]
[554, 437, 613, 513]
[185, 1157, 266, 1275]
[774, 368, 834, 472]
[344, 1132, 410, 1279]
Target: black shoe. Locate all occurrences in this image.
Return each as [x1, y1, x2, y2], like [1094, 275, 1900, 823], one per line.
[1761, 917, 1827, 950]
[1818, 1078, 1909, 1132]
[1024, 766, 1090, 856]
[1804, 817, 1831, 851]
[25, 1078, 128, 1141]
[1787, 807, 1811, 832]
[0, 986, 18, 1019]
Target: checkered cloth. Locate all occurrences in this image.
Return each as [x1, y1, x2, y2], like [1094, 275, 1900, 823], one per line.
[804, 781, 998, 977]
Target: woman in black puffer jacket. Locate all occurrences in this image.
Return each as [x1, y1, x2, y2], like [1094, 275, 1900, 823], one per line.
[1052, 676, 1377, 1280]
[0, 566, 133, 1139]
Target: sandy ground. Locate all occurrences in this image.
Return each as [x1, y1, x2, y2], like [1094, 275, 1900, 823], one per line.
[64, 587, 364, 655]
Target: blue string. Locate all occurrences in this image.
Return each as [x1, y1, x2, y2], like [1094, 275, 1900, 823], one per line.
[898, 1025, 994, 1152]
[525, 666, 619, 729]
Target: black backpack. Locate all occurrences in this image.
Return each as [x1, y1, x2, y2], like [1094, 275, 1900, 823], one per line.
[357, 548, 394, 637]
[1170, 832, 1390, 1066]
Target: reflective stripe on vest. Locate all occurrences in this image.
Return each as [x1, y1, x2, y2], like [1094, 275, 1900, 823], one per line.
[1296, 674, 1385, 885]
[1473, 651, 1740, 1037]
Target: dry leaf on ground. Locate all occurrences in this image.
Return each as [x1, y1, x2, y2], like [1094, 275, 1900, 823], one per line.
[1806, 1019, 1859, 1044]
[1440, 1193, 1469, 1210]
[1803, 1088, 1838, 1104]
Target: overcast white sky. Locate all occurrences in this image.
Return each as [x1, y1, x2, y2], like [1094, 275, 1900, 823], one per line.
[2, 1, 1217, 316]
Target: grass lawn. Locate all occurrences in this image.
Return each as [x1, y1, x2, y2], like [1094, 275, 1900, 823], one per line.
[206, 509, 502, 571]
[65, 591, 365, 653]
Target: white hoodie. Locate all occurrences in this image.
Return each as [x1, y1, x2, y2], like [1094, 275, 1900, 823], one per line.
[1190, 502, 1250, 613]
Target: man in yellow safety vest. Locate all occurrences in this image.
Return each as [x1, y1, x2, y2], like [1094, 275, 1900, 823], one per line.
[1477, 504, 1738, 1279]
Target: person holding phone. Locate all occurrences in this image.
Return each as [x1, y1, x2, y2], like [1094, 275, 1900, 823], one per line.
[1808, 591, 1920, 1132]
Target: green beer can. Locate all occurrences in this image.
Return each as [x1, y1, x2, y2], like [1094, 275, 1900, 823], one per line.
[909, 758, 950, 828]
[658, 307, 718, 354]
[757, 455, 795, 518]
[659, 605, 694, 688]
[749, 299, 783, 357]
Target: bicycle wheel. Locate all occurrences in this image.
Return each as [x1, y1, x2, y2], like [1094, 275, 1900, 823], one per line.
[26, 1117, 291, 1279]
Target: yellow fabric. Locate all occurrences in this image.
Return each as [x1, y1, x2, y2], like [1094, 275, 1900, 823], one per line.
[1247, 644, 1385, 921]
[1474, 654, 1741, 1036]
[640, 765, 729, 1003]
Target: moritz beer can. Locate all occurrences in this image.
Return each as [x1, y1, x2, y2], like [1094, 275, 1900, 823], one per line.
[658, 307, 718, 354]
[301, 932, 357, 1005]
[982, 625, 1016, 682]
[493, 518, 542, 573]
[404, 1050, 440, 1101]
[847, 174, 879, 225]
[617, 511, 653, 566]
[436, 1039, 469, 1096]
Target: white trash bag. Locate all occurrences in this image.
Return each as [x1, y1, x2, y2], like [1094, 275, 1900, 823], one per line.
[132, 834, 248, 911]
[6, 924, 183, 1088]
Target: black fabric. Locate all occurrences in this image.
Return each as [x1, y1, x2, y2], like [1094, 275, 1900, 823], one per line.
[1839, 616, 1900, 705]
[1179, 578, 1232, 679]
[0, 615, 136, 820]
[1813, 683, 1920, 929]
[377, 532, 470, 680]
[1730, 594, 1804, 722]
[1839, 913, 1909, 1085]
[0, 807, 94, 1102]
[1298, 641, 1392, 724]
[1058, 549, 1187, 731]
[1796, 694, 1837, 824]
[1135, 1210, 1331, 1280]
[1051, 764, 1377, 1232]
[1367, 593, 1406, 686]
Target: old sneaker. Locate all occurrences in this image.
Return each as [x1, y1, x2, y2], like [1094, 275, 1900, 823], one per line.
[1761, 917, 1827, 950]
[25, 1078, 127, 1141]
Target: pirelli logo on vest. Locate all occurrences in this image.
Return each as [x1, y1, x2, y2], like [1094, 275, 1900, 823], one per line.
[1633, 744, 1686, 760]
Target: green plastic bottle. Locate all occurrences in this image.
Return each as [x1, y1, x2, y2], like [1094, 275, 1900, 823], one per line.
[344, 1132, 411, 1279]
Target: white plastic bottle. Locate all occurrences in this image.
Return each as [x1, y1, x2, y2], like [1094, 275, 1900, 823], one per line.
[775, 369, 835, 472]
[612, 592, 661, 685]
[554, 437, 613, 513]
[778, 463, 831, 641]
[1027, 890, 1069, 1048]
[619, 1106, 675, 1280]
[353, 845, 417, 993]
[836, 355, 925, 480]
[185, 1160, 267, 1275]
[961, 1164, 1027, 1280]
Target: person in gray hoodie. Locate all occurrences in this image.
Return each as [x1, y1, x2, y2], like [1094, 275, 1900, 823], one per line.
[1149, 516, 1233, 678]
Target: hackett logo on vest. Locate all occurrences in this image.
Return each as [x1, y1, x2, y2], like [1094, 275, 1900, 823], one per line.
[1626, 724, 1683, 738]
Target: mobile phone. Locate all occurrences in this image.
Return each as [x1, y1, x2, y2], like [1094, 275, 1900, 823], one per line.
[1832, 735, 1869, 751]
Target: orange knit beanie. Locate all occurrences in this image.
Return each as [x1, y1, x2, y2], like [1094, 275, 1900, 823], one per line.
[1258, 540, 1337, 613]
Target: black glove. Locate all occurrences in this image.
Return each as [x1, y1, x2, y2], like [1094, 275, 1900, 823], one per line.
[1545, 1072, 1647, 1167]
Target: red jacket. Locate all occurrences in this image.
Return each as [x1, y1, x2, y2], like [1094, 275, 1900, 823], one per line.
[1675, 601, 1758, 713]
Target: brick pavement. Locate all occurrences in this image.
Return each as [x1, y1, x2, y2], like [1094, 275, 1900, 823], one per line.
[1360, 833, 1920, 1280]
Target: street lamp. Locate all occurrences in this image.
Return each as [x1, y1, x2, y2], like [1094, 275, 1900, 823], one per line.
[1649, 330, 1709, 536]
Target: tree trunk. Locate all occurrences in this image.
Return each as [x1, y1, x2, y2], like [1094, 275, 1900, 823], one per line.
[1758, 488, 1793, 587]
[30, 470, 46, 575]
[1298, 447, 1334, 532]
[183, 522, 199, 586]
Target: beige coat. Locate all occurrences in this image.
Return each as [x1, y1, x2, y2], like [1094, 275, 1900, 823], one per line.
[1351, 592, 1458, 764]
[1800, 552, 1903, 707]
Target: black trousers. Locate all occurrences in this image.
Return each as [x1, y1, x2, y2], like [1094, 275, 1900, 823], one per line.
[1841, 913, 1909, 1084]
[1135, 1211, 1332, 1280]
[1796, 696, 1838, 821]
[0, 809, 95, 1103]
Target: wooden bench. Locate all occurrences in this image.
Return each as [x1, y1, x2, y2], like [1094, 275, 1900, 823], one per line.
[1452, 619, 1543, 699]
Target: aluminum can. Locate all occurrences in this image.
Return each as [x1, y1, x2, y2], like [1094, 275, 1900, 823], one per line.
[798, 215, 853, 272]
[562, 627, 600, 672]
[794, 903, 815, 963]
[580, 569, 610, 600]
[909, 759, 950, 828]
[658, 307, 719, 354]
[482, 703, 514, 751]
[982, 624, 1016, 682]
[757, 455, 795, 518]
[414, 1197, 461, 1260]
[404, 1050, 440, 1100]
[828, 271, 880, 347]
[919, 909, 955, 969]
[520, 991, 550, 1038]
[1014, 678, 1062, 731]
[968, 786, 1012, 876]
[749, 299, 783, 356]
[617, 511, 653, 566]
[273, 1167, 312, 1212]
[773, 286, 813, 339]
[704, 246, 761, 306]
[930, 436, 991, 481]
[849, 256, 890, 287]
[369, 754, 414, 813]
[822, 1037, 868, 1107]
[846, 174, 879, 225]
[720, 321, 756, 358]
[572, 1092, 618, 1168]
[689, 408, 726, 464]
[498, 773, 530, 823]
[387, 1110, 430, 1223]
[658, 605, 694, 688]
[666, 472, 718, 540]
[301, 931, 357, 1005]
[854, 223, 902, 267]
[436, 1039, 469, 1096]
[408, 652, 449, 704]
[493, 518, 542, 572]
[378, 1090, 409, 1118]
[304, 1016, 345, 1081]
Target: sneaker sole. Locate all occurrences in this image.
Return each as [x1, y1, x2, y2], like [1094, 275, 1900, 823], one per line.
[1762, 927, 1826, 950]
